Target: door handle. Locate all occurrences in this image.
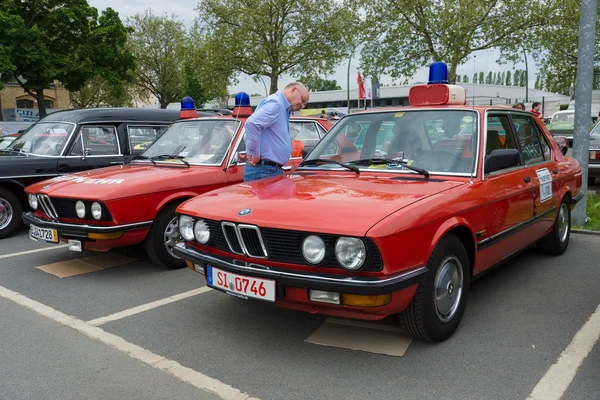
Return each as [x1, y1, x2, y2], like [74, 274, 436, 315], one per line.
[523, 176, 531, 183]
[110, 161, 124, 165]
[282, 166, 292, 171]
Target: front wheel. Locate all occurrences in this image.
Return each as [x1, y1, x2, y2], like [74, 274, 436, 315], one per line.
[144, 203, 186, 269]
[0, 188, 22, 239]
[399, 234, 470, 342]
[537, 196, 571, 255]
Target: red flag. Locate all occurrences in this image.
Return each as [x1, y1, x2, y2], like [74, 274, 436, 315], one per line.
[357, 72, 365, 99]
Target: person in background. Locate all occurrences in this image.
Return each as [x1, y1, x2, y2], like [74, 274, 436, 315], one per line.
[320, 109, 327, 119]
[244, 82, 310, 182]
[513, 103, 525, 110]
[530, 102, 542, 118]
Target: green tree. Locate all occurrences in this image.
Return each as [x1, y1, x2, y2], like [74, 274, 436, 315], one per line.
[534, 74, 540, 90]
[505, 70, 512, 86]
[478, 72, 484, 85]
[0, 2, 133, 117]
[360, 0, 557, 83]
[513, 70, 521, 86]
[485, 71, 493, 84]
[69, 75, 137, 108]
[456, 75, 461, 83]
[519, 69, 527, 87]
[198, 0, 358, 94]
[463, 75, 469, 83]
[473, 73, 478, 84]
[297, 75, 342, 92]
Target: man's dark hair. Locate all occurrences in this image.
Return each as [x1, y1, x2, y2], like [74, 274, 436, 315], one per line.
[321, 109, 326, 113]
[532, 102, 541, 108]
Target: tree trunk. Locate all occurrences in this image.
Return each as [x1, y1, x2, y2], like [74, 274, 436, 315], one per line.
[36, 90, 47, 118]
[269, 72, 279, 94]
[448, 63, 458, 85]
[159, 97, 169, 109]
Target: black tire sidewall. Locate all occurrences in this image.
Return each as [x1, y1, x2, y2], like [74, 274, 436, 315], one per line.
[145, 203, 185, 269]
[0, 188, 23, 239]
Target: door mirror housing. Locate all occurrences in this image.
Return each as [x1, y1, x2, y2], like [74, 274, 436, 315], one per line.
[485, 148, 520, 174]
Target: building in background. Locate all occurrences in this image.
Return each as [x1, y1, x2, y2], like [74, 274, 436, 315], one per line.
[0, 81, 70, 122]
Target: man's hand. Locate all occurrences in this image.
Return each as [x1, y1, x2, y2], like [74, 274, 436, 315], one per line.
[248, 154, 261, 166]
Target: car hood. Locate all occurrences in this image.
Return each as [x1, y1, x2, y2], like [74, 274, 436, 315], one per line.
[178, 173, 465, 236]
[26, 162, 223, 200]
[0, 154, 57, 178]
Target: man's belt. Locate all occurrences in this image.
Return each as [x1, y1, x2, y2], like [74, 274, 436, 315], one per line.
[260, 159, 283, 168]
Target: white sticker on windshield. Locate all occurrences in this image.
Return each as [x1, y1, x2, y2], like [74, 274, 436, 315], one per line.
[536, 168, 552, 203]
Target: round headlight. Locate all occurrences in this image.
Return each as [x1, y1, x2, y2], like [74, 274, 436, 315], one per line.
[91, 202, 102, 220]
[179, 215, 194, 241]
[302, 235, 326, 264]
[28, 194, 38, 210]
[335, 237, 366, 270]
[75, 201, 86, 218]
[193, 220, 210, 244]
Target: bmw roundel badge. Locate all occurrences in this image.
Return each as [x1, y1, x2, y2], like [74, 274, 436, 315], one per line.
[238, 208, 252, 216]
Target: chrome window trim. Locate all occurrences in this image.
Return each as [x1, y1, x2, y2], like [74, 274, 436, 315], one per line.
[68, 125, 121, 157]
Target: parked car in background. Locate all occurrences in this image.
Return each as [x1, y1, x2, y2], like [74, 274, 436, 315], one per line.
[0, 107, 186, 238]
[23, 95, 331, 268]
[0, 134, 19, 150]
[587, 123, 600, 185]
[547, 110, 595, 147]
[172, 66, 583, 342]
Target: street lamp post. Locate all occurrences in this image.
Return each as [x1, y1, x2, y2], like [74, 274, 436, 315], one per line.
[347, 45, 359, 111]
[522, 46, 528, 103]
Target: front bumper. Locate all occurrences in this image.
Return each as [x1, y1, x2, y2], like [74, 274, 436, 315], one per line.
[172, 242, 427, 296]
[22, 212, 152, 237]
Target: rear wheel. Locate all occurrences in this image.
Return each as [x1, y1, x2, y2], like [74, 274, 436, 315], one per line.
[399, 234, 470, 342]
[145, 202, 186, 269]
[537, 196, 571, 255]
[0, 188, 22, 239]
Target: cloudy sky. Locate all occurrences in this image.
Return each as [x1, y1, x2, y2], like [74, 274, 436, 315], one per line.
[88, 0, 538, 95]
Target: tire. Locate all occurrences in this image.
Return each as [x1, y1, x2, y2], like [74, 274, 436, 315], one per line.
[0, 187, 22, 239]
[144, 202, 186, 269]
[537, 196, 571, 256]
[399, 234, 470, 342]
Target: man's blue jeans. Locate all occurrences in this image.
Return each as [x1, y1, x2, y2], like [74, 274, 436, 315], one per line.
[244, 161, 283, 182]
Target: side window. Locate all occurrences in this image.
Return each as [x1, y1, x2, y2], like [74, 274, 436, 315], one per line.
[69, 135, 84, 156]
[236, 132, 246, 153]
[71, 126, 120, 156]
[290, 122, 320, 149]
[486, 115, 517, 155]
[316, 123, 327, 137]
[512, 115, 546, 164]
[128, 125, 168, 155]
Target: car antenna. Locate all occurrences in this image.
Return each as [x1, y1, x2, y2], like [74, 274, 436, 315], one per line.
[470, 55, 476, 185]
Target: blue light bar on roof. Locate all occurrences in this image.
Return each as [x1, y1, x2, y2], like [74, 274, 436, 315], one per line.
[235, 92, 250, 107]
[180, 96, 195, 110]
[428, 62, 448, 84]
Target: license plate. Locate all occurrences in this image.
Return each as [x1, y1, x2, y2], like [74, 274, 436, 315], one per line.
[206, 265, 276, 302]
[29, 224, 58, 243]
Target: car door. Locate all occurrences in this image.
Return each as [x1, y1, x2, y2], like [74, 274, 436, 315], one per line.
[479, 113, 537, 269]
[58, 124, 124, 174]
[510, 113, 560, 238]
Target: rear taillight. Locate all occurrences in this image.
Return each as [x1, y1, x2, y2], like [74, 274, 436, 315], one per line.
[590, 150, 600, 160]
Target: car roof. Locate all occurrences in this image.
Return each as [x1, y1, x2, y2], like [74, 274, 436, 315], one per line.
[38, 108, 212, 124]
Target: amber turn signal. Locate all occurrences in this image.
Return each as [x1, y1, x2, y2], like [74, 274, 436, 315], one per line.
[341, 293, 391, 308]
[87, 232, 124, 240]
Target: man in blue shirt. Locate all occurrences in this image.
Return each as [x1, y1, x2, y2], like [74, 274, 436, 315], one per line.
[244, 82, 310, 182]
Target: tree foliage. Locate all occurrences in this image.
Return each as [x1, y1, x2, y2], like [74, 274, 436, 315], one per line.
[0, 1, 133, 117]
[69, 75, 138, 108]
[197, 0, 359, 94]
[360, 0, 558, 83]
[297, 75, 342, 92]
[127, 11, 231, 108]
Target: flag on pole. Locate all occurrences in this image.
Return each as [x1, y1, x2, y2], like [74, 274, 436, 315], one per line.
[364, 76, 372, 100]
[357, 72, 365, 99]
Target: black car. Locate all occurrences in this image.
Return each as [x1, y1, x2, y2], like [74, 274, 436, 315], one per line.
[0, 107, 190, 238]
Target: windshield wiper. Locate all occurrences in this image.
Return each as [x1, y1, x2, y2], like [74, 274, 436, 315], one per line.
[348, 158, 430, 178]
[150, 154, 190, 167]
[299, 158, 360, 174]
[0, 149, 29, 157]
[132, 155, 156, 165]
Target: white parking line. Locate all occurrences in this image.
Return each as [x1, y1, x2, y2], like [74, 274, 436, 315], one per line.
[87, 286, 212, 326]
[0, 245, 69, 259]
[0, 284, 258, 400]
[528, 303, 600, 400]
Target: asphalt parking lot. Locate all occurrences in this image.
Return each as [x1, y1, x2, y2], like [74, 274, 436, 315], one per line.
[1, 226, 599, 400]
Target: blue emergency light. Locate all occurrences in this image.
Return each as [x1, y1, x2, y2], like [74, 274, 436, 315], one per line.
[235, 92, 251, 107]
[428, 62, 448, 84]
[180, 96, 195, 110]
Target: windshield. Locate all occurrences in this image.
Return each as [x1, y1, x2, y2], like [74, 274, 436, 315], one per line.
[590, 122, 600, 138]
[6, 122, 74, 156]
[303, 109, 478, 175]
[0, 136, 17, 150]
[552, 112, 574, 122]
[142, 119, 239, 165]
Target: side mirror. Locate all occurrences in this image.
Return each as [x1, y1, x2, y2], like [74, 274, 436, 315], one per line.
[485, 149, 520, 174]
[236, 151, 247, 164]
[84, 148, 92, 156]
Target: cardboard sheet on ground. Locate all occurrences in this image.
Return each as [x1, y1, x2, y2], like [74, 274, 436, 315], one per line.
[305, 317, 412, 356]
[36, 253, 137, 278]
